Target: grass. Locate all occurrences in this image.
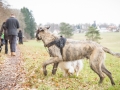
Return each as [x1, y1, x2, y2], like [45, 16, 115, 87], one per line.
[18, 32, 120, 90]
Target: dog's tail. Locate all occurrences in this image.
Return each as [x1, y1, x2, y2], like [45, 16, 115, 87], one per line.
[103, 47, 120, 58]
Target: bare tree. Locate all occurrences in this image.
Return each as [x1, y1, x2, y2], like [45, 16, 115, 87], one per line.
[0, 0, 11, 25]
[0, 1, 26, 39]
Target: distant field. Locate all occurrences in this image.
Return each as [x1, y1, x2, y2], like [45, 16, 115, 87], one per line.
[72, 32, 120, 51]
[19, 32, 120, 90]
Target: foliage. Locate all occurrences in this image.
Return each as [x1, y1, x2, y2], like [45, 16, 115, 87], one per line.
[76, 24, 81, 29]
[21, 7, 36, 39]
[85, 26, 101, 43]
[59, 22, 74, 38]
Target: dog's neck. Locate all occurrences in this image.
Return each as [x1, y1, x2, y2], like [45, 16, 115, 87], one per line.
[40, 32, 58, 47]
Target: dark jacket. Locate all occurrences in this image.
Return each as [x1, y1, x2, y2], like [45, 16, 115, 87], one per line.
[0, 22, 8, 40]
[6, 17, 19, 35]
[18, 30, 22, 37]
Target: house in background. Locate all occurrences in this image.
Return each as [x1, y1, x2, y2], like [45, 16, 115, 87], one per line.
[53, 29, 60, 36]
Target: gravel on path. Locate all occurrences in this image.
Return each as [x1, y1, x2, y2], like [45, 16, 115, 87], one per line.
[0, 46, 25, 90]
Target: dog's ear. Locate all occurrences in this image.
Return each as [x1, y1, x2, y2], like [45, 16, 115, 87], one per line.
[38, 27, 44, 32]
[45, 26, 50, 29]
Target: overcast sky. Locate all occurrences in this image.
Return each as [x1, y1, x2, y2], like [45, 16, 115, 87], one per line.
[7, 0, 120, 25]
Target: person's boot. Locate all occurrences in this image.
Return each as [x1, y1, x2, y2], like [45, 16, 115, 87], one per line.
[12, 52, 16, 56]
[11, 52, 16, 56]
[11, 52, 13, 56]
[5, 51, 8, 54]
[5, 52, 8, 54]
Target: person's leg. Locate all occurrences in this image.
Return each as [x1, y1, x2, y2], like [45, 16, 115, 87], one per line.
[20, 37, 23, 44]
[1, 39, 4, 46]
[8, 35, 17, 56]
[0, 45, 2, 52]
[11, 35, 17, 53]
[8, 35, 12, 53]
[0, 39, 3, 52]
[5, 39, 8, 54]
[19, 37, 20, 44]
[21, 37, 23, 44]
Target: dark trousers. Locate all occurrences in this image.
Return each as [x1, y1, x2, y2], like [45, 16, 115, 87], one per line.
[0, 39, 8, 54]
[19, 37, 23, 44]
[8, 35, 17, 52]
[5, 39, 8, 54]
[0, 39, 3, 52]
[1, 39, 5, 45]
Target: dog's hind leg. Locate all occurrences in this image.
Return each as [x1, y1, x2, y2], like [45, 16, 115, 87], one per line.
[89, 53, 105, 85]
[89, 49, 107, 84]
[52, 62, 59, 75]
[101, 64, 115, 85]
[90, 62, 105, 84]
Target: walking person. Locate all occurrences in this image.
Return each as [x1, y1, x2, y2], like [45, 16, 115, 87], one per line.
[0, 22, 9, 54]
[18, 30, 23, 44]
[6, 14, 20, 56]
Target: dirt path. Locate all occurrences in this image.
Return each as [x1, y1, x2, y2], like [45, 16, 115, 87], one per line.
[0, 46, 25, 90]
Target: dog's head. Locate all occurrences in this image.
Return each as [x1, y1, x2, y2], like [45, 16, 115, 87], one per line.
[68, 67, 74, 76]
[36, 26, 50, 40]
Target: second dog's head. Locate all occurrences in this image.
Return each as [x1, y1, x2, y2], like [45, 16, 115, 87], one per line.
[68, 67, 74, 76]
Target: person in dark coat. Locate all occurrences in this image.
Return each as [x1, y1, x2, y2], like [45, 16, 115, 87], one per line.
[18, 30, 23, 44]
[0, 22, 9, 54]
[6, 14, 20, 56]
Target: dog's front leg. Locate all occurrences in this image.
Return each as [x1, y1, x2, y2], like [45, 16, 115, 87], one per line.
[52, 62, 59, 75]
[42, 57, 62, 76]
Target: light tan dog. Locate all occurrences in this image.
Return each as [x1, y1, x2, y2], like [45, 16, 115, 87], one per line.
[58, 60, 83, 77]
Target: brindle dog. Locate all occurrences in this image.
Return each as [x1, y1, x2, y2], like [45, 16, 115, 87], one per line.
[36, 26, 120, 85]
